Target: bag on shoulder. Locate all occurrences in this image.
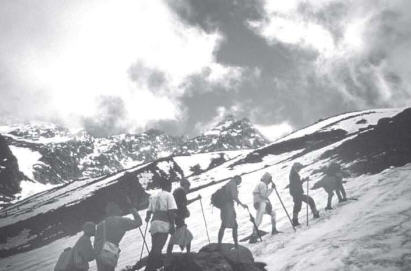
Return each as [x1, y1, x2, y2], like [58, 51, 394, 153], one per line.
[211, 186, 229, 209]
[54, 247, 72, 271]
[99, 221, 120, 268]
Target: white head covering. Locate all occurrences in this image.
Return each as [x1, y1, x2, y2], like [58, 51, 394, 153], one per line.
[261, 172, 272, 183]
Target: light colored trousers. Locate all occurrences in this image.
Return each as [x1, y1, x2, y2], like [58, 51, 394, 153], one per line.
[253, 201, 276, 235]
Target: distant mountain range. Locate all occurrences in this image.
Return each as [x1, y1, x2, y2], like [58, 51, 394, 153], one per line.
[0, 116, 269, 202]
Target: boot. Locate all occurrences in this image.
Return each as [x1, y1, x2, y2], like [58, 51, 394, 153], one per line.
[272, 228, 280, 235]
[325, 205, 333, 210]
[292, 217, 300, 226]
[313, 211, 320, 219]
[271, 223, 280, 235]
[249, 235, 258, 243]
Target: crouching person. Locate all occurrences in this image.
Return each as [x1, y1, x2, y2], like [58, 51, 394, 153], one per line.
[94, 202, 142, 271]
[250, 172, 279, 243]
[54, 222, 96, 271]
[145, 181, 177, 271]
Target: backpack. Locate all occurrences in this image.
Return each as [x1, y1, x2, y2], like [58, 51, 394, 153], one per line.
[211, 186, 230, 209]
[99, 220, 120, 268]
[54, 247, 72, 271]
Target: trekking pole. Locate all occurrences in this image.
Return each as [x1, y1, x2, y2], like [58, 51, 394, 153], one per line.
[245, 206, 262, 242]
[138, 226, 150, 254]
[139, 222, 149, 260]
[199, 197, 211, 244]
[272, 182, 296, 232]
[306, 178, 309, 226]
[125, 195, 151, 254]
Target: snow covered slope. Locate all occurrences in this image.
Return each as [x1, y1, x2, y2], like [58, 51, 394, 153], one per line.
[1, 107, 411, 271]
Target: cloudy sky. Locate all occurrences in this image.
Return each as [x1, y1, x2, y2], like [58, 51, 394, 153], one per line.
[1, 0, 410, 139]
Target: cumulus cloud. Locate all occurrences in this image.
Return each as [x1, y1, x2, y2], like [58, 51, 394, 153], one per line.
[1, 0, 410, 139]
[0, 0, 238, 135]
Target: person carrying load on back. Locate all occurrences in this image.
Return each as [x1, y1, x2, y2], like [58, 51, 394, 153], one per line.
[216, 175, 247, 249]
[94, 202, 142, 271]
[289, 163, 319, 226]
[318, 162, 348, 210]
[167, 178, 201, 254]
[54, 222, 96, 271]
[145, 181, 177, 271]
[249, 172, 279, 243]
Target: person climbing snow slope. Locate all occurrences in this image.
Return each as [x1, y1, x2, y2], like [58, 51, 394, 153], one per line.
[289, 162, 320, 226]
[217, 175, 247, 249]
[249, 172, 279, 243]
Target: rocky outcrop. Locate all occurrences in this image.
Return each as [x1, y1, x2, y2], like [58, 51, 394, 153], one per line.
[321, 108, 411, 175]
[177, 116, 269, 155]
[0, 134, 24, 201]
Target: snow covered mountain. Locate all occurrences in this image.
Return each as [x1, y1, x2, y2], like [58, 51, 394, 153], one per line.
[1, 107, 410, 271]
[0, 117, 267, 202]
[177, 115, 269, 154]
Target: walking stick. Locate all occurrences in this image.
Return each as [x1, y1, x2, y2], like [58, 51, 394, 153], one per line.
[139, 222, 149, 260]
[138, 226, 150, 254]
[306, 178, 309, 226]
[245, 206, 263, 242]
[272, 182, 296, 232]
[199, 197, 211, 244]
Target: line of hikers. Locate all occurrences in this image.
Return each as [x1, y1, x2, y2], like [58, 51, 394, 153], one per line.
[55, 161, 348, 271]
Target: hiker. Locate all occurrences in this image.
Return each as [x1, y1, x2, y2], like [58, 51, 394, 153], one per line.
[54, 222, 96, 271]
[167, 178, 201, 254]
[218, 175, 247, 248]
[322, 162, 348, 210]
[71, 222, 96, 270]
[145, 181, 177, 271]
[250, 172, 279, 243]
[289, 163, 319, 226]
[94, 202, 142, 271]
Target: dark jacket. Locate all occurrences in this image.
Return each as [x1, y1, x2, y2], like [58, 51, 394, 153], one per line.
[72, 234, 95, 270]
[289, 169, 304, 197]
[173, 187, 189, 227]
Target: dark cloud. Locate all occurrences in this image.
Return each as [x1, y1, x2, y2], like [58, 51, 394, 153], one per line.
[82, 96, 128, 137]
[162, 0, 411, 135]
[165, 0, 351, 132]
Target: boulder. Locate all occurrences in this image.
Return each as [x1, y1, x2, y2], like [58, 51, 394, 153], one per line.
[159, 243, 267, 271]
[199, 243, 254, 264]
[165, 252, 233, 271]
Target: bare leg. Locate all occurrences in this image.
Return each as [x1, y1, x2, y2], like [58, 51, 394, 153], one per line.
[326, 192, 333, 209]
[218, 226, 225, 246]
[233, 225, 239, 248]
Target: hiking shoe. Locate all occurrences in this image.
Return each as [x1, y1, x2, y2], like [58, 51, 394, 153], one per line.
[292, 219, 300, 226]
[271, 229, 280, 235]
[313, 211, 320, 219]
[249, 236, 258, 243]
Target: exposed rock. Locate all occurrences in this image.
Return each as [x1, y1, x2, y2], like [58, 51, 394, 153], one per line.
[126, 243, 267, 271]
[0, 134, 24, 201]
